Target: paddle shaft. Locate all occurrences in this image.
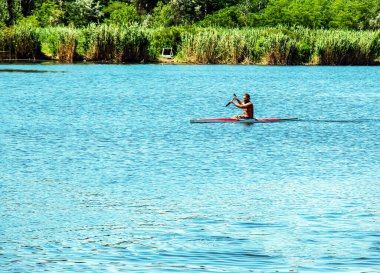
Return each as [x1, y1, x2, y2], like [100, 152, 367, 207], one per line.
[225, 93, 237, 107]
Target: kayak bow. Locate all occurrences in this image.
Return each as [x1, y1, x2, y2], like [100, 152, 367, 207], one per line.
[190, 117, 299, 123]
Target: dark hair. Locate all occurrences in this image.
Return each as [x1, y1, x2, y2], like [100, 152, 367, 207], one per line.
[244, 93, 250, 98]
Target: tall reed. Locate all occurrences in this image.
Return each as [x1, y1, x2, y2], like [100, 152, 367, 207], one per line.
[314, 29, 380, 65]
[239, 28, 269, 64]
[218, 29, 244, 64]
[179, 28, 221, 63]
[179, 27, 305, 64]
[0, 27, 10, 59]
[83, 24, 149, 62]
[263, 32, 298, 64]
[1, 24, 379, 65]
[179, 28, 264, 64]
[178, 27, 379, 65]
[0, 24, 41, 60]
[39, 27, 78, 62]
[58, 28, 78, 63]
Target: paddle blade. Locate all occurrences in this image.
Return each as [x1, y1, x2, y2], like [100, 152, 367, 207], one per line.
[226, 94, 237, 107]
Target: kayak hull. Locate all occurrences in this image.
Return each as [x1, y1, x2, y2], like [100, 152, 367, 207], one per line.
[190, 117, 299, 123]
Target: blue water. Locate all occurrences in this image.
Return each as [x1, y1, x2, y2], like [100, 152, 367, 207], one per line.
[1, 64, 379, 273]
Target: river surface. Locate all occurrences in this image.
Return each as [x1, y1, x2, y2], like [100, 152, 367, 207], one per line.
[1, 64, 379, 272]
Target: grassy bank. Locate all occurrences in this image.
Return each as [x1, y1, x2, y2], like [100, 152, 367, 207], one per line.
[1, 24, 379, 65]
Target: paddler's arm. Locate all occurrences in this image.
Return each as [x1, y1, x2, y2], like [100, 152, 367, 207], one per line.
[231, 101, 251, 109]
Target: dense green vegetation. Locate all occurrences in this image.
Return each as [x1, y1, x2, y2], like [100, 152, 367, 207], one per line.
[1, 25, 379, 64]
[1, 0, 379, 29]
[0, 0, 379, 64]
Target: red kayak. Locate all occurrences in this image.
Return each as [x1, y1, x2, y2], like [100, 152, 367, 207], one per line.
[190, 117, 299, 123]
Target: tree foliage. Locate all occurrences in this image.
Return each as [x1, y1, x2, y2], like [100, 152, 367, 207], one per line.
[66, 0, 103, 27]
[33, 1, 64, 27]
[105, 2, 140, 25]
[0, 0, 379, 30]
[0, 0, 10, 26]
[149, 1, 175, 28]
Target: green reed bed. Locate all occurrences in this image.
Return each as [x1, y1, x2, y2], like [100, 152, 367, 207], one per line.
[178, 27, 380, 65]
[178, 27, 316, 64]
[239, 29, 268, 64]
[179, 28, 221, 63]
[262, 31, 299, 65]
[0, 24, 41, 60]
[218, 29, 245, 64]
[39, 27, 78, 62]
[81, 24, 149, 63]
[1, 25, 379, 65]
[259, 27, 317, 65]
[314, 29, 380, 65]
[178, 28, 264, 64]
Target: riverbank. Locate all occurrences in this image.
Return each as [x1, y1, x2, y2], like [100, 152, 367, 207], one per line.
[1, 25, 379, 65]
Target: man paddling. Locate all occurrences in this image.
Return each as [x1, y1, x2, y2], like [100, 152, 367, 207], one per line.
[230, 93, 254, 119]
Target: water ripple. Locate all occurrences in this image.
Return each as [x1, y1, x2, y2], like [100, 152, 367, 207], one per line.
[1, 64, 380, 272]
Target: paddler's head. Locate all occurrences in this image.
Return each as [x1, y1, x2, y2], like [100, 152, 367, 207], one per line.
[243, 93, 250, 103]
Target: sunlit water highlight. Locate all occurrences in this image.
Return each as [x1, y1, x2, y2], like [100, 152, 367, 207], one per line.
[1, 64, 379, 272]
